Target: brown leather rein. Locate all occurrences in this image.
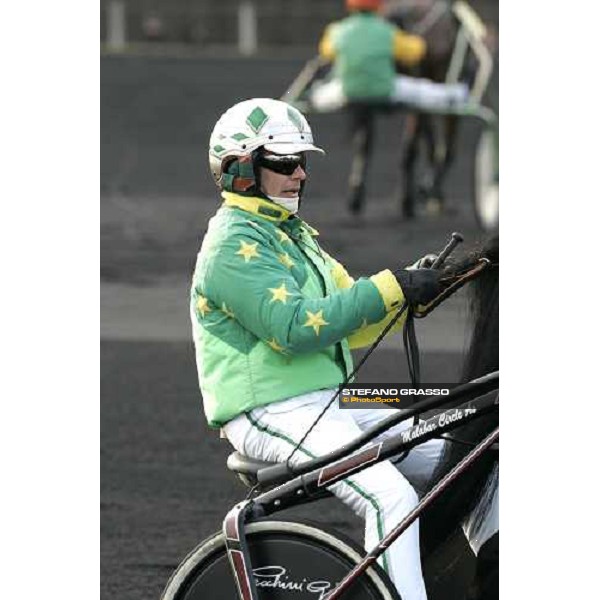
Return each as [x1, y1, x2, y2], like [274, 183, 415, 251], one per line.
[414, 257, 493, 318]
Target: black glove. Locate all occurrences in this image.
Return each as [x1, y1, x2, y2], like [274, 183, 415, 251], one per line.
[407, 253, 438, 270]
[394, 268, 444, 305]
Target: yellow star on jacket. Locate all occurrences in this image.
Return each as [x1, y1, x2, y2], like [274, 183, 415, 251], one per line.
[303, 309, 329, 335]
[278, 252, 295, 269]
[236, 240, 260, 263]
[269, 283, 292, 304]
[196, 295, 212, 317]
[267, 338, 285, 353]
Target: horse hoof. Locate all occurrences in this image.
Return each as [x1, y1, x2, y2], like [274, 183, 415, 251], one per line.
[347, 186, 366, 215]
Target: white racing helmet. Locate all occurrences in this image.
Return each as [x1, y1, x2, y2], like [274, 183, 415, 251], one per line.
[209, 98, 324, 192]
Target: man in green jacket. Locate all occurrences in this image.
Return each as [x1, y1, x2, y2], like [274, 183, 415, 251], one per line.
[314, 0, 468, 215]
[192, 97, 445, 600]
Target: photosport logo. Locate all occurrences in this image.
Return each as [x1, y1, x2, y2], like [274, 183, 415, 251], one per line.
[338, 383, 453, 408]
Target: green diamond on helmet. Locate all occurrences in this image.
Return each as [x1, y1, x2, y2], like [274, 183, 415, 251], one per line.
[287, 106, 305, 133]
[246, 107, 269, 133]
[231, 132, 250, 141]
[213, 144, 226, 154]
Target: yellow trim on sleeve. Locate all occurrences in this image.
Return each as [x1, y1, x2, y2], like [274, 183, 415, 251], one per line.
[348, 311, 406, 350]
[370, 269, 405, 312]
[393, 30, 427, 66]
[319, 25, 336, 61]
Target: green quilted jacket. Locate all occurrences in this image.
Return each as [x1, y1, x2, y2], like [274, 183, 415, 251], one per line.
[327, 12, 396, 99]
[191, 192, 407, 428]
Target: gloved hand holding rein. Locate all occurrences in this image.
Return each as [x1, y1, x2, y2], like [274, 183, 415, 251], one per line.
[394, 268, 445, 306]
[398, 236, 499, 311]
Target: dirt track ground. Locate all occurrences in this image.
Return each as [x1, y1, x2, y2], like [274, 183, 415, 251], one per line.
[101, 50, 497, 600]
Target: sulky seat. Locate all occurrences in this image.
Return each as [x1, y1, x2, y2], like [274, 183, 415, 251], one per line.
[226, 451, 280, 489]
[226, 451, 335, 502]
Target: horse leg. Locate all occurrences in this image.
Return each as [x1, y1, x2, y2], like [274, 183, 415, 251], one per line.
[347, 106, 375, 215]
[466, 532, 498, 600]
[416, 114, 446, 216]
[430, 115, 460, 213]
[400, 113, 421, 219]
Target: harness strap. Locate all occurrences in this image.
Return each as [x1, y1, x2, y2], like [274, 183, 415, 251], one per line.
[403, 307, 421, 388]
[403, 259, 493, 435]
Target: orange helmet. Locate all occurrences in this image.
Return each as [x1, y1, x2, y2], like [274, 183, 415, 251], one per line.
[346, 0, 382, 11]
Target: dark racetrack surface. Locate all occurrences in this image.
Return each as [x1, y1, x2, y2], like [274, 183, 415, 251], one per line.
[101, 45, 497, 600]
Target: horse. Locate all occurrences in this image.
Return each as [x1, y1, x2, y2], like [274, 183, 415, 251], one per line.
[381, 0, 465, 218]
[419, 234, 499, 599]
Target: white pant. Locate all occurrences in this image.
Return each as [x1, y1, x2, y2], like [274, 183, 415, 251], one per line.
[310, 76, 470, 113]
[223, 389, 446, 600]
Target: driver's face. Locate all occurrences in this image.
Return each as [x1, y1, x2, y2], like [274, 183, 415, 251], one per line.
[258, 153, 307, 198]
[260, 165, 306, 198]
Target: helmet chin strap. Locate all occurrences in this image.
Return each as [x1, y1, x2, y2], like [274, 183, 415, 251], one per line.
[266, 194, 300, 214]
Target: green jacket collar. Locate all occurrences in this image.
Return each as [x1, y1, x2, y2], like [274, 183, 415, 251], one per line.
[222, 191, 292, 222]
[222, 192, 319, 236]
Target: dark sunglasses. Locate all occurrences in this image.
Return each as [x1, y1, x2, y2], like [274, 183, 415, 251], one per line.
[258, 152, 306, 176]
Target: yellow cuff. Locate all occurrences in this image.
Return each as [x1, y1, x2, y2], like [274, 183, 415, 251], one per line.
[370, 270, 405, 312]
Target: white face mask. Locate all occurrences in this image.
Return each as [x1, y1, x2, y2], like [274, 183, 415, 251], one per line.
[267, 194, 300, 214]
